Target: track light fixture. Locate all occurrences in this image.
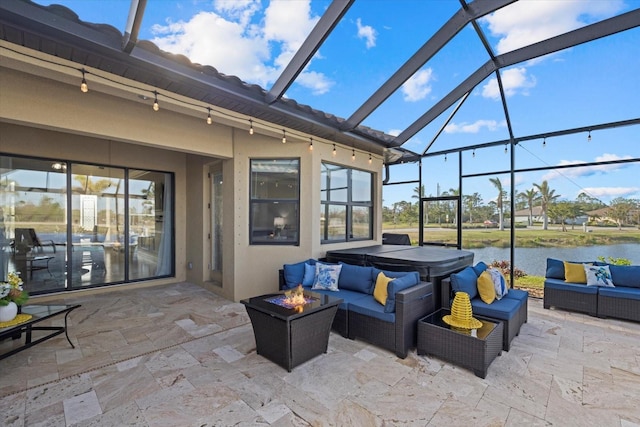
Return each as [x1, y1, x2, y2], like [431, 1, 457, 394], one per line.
[332, 144, 337, 157]
[282, 129, 286, 144]
[309, 137, 313, 151]
[249, 119, 254, 135]
[206, 107, 212, 125]
[152, 91, 159, 111]
[444, 153, 447, 162]
[587, 130, 591, 142]
[472, 149, 475, 158]
[504, 144, 508, 154]
[352, 148, 355, 161]
[368, 153, 372, 164]
[80, 68, 88, 93]
[543, 137, 546, 148]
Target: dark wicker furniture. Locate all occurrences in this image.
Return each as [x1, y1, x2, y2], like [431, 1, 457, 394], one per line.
[241, 291, 341, 372]
[597, 292, 640, 322]
[442, 277, 527, 351]
[543, 284, 598, 316]
[417, 309, 503, 378]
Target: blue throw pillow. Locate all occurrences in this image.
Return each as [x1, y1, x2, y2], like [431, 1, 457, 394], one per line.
[283, 259, 316, 289]
[383, 273, 419, 313]
[450, 266, 478, 300]
[472, 261, 488, 276]
[545, 258, 565, 280]
[609, 265, 640, 288]
[302, 263, 316, 287]
[338, 262, 374, 293]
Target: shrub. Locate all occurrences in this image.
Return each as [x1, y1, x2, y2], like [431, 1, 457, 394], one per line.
[597, 256, 631, 266]
[490, 260, 527, 279]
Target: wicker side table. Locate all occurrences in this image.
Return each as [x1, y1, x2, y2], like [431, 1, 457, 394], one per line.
[417, 308, 503, 378]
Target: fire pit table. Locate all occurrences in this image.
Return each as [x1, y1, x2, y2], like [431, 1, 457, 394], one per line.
[241, 290, 342, 371]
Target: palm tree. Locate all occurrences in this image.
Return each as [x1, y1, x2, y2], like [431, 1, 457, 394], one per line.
[518, 188, 538, 226]
[489, 177, 505, 231]
[533, 180, 560, 230]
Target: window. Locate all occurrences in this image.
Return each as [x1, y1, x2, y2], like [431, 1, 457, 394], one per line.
[249, 159, 300, 245]
[0, 154, 174, 296]
[321, 162, 373, 242]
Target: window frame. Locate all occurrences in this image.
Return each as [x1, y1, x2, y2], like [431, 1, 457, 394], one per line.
[249, 158, 301, 246]
[320, 162, 373, 243]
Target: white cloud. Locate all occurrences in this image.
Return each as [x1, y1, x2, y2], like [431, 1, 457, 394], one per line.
[482, 67, 536, 99]
[151, 0, 331, 92]
[580, 187, 640, 199]
[482, 0, 625, 54]
[444, 119, 505, 134]
[387, 129, 402, 137]
[401, 69, 434, 102]
[541, 153, 633, 181]
[356, 18, 377, 49]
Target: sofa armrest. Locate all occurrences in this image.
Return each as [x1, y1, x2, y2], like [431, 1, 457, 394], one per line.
[441, 277, 452, 309]
[395, 281, 434, 358]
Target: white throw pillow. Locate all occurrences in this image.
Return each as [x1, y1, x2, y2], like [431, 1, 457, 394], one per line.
[584, 265, 615, 287]
[312, 263, 342, 291]
[488, 268, 509, 300]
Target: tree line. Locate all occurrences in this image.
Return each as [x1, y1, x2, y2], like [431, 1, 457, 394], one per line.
[384, 178, 640, 230]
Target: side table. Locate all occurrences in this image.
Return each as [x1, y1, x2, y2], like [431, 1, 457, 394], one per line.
[417, 308, 503, 378]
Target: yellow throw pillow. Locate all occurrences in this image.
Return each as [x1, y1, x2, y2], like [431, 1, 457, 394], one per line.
[477, 270, 496, 304]
[374, 272, 394, 306]
[564, 261, 588, 283]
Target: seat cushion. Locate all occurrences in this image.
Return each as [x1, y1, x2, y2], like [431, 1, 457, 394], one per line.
[504, 288, 528, 303]
[310, 288, 368, 309]
[471, 297, 521, 321]
[349, 296, 395, 323]
[450, 266, 479, 300]
[544, 279, 598, 295]
[598, 286, 640, 301]
[338, 262, 374, 293]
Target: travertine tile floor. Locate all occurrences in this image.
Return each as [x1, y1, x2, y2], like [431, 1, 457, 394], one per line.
[1, 282, 639, 426]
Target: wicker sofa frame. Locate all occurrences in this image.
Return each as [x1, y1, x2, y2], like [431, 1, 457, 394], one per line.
[442, 277, 527, 351]
[279, 270, 434, 358]
[543, 286, 598, 316]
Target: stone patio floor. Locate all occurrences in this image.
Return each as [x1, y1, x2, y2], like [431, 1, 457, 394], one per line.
[1, 282, 639, 426]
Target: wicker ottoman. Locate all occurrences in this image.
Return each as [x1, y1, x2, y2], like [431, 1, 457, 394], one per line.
[417, 308, 503, 378]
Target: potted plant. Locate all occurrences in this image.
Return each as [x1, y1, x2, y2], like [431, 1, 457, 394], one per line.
[0, 272, 29, 322]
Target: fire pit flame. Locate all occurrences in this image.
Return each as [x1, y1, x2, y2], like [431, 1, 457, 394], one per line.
[284, 285, 306, 308]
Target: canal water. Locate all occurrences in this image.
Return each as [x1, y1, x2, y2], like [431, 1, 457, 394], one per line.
[469, 243, 640, 277]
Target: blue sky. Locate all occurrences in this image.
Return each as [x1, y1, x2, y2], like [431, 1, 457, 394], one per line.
[35, 0, 640, 208]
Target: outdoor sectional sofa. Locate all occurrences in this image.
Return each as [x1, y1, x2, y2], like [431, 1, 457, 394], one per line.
[279, 260, 434, 358]
[441, 261, 529, 351]
[543, 258, 640, 322]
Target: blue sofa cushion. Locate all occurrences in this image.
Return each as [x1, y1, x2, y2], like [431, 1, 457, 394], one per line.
[384, 273, 420, 313]
[473, 261, 489, 276]
[283, 259, 316, 289]
[349, 296, 396, 323]
[544, 278, 598, 295]
[471, 297, 521, 321]
[338, 263, 374, 293]
[450, 266, 479, 300]
[609, 265, 640, 288]
[302, 262, 316, 287]
[598, 286, 640, 301]
[310, 288, 368, 309]
[504, 288, 528, 303]
[546, 258, 565, 280]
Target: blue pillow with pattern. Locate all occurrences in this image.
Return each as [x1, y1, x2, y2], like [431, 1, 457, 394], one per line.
[312, 262, 342, 291]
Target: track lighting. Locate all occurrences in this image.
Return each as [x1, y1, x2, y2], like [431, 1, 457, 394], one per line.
[249, 119, 254, 135]
[543, 137, 546, 148]
[332, 144, 337, 157]
[206, 107, 212, 125]
[587, 130, 591, 142]
[352, 149, 355, 161]
[282, 129, 286, 144]
[80, 68, 88, 93]
[309, 137, 313, 151]
[504, 144, 508, 154]
[152, 91, 159, 111]
[444, 153, 447, 162]
[368, 153, 372, 164]
[472, 149, 475, 158]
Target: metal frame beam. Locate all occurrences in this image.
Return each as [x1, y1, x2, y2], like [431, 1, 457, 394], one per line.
[342, 0, 516, 131]
[265, 0, 354, 104]
[122, 0, 147, 53]
[394, 8, 640, 147]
